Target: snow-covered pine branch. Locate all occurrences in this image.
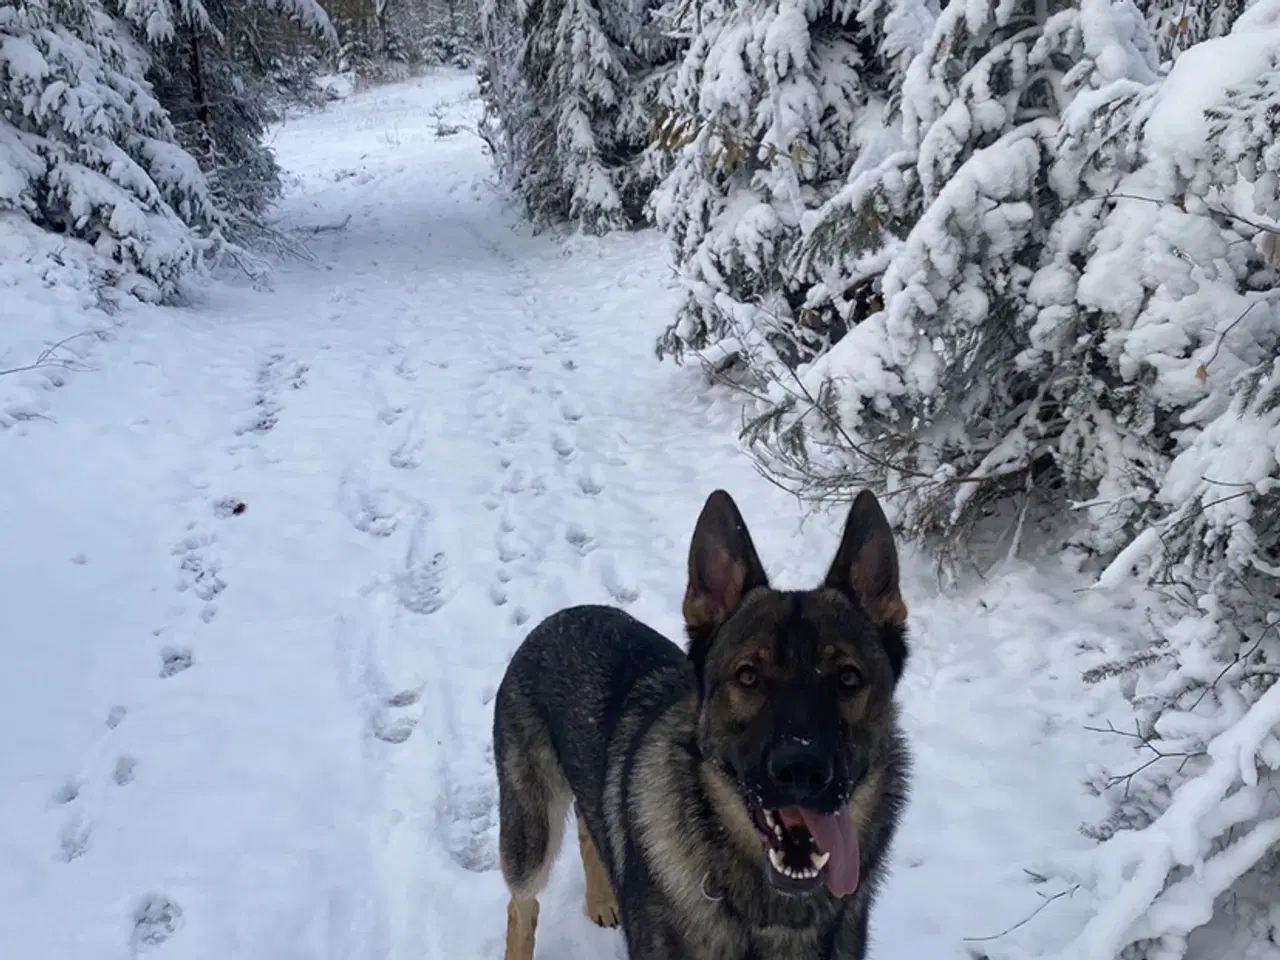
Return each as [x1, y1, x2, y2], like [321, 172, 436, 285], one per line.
[1049, 656, 1280, 959]
[743, 0, 1167, 536]
[651, 0, 931, 375]
[1140, 0, 1250, 63]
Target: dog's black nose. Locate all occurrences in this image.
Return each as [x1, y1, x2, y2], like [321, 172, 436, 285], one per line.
[766, 741, 834, 800]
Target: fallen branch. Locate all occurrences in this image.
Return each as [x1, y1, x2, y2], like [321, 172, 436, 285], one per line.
[305, 214, 352, 234]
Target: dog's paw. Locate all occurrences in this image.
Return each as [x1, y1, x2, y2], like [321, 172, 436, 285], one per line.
[586, 899, 620, 928]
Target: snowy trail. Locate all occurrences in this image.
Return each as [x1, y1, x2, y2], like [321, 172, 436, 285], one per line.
[2, 71, 1145, 960]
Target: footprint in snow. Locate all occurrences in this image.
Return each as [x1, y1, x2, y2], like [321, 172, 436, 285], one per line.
[577, 470, 604, 497]
[373, 714, 418, 745]
[496, 535, 524, 563]
[386, 687, 422, 709]
[396, 515, 448, 615]
[57, 814, 90, 862]
[212, 497, 247, 519]
[551, 431, 575, 460]
[441, 782, 499, 873]
[389, 437, 423, 470]
[131, 895, 183, 953]
[235, 398, 281, 436]
[600, 564, 640, 606]
[159, 647, 193, 678]
[51, 777, 81, 805]
[114, 755, 138, 786]
[397, 551, 447, 614]
[565, 524, 594, 555]
[341, 484, 399, 538]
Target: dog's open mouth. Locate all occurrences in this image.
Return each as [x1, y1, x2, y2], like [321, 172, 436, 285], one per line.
[749, 805, 860, 897]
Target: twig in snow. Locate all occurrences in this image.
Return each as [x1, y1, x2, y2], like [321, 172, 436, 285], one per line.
[0, 330, 101, 378]
[1196, 301, 1265, 384]
[1188, 618, 1277, 713]
[305, 214, 352, 234]
[962, 882, 1080, 943]
[1081, 720, 1204, 799]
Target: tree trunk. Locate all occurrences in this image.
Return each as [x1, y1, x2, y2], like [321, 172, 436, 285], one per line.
[189, 33, 211, 129]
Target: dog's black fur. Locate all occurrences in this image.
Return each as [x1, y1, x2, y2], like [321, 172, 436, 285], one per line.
[494, 488, 911, 960]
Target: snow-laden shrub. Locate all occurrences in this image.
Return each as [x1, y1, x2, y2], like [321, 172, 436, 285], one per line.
[478, 0, 678, 233]
[742, 0, 1246, 548]
[1036, 11, 1280, 956]
[0, 0, 224, 298]
[650, 0, 938, 372]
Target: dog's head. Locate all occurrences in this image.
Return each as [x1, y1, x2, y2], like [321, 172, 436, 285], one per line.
[683, 489, 907, 899]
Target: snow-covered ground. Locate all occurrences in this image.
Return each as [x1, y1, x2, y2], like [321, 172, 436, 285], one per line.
[1, 70, 1164, 960]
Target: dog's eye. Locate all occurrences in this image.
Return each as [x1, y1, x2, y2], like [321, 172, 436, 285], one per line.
[734, 664, 759, 689]
[837, 665, 862, 691]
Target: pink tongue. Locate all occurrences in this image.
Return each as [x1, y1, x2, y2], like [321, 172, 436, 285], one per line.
[797, 809, 860, 897]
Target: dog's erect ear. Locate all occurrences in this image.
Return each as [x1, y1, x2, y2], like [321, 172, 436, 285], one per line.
[824, 490, 908, 679]
[683, 490, 769, 677]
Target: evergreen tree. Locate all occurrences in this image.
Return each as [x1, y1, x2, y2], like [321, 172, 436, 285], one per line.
[328, 0, 480, 73]
[478, 0, 678, 232]
[0, 0, 225, 298]
[110, 0, 336, 240]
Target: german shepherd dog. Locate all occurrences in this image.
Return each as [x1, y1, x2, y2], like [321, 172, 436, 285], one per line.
[493, 488, 910, 960]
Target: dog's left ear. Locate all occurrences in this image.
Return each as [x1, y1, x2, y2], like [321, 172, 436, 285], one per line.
[824, 490, 908, 680]
[684, 490, 769, 682]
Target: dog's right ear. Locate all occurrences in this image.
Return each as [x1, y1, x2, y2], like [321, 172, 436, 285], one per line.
[683, 490, 769, 681]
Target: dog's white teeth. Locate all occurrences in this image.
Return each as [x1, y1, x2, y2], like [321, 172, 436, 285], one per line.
[810, 850, 831, 871]
[764, 809, 777, 829]
[769, 847, 822, 880]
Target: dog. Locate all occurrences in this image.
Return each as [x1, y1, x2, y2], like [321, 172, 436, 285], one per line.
[493, 488, 910, 960]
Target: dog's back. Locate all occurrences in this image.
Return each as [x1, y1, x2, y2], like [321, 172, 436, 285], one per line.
[495, 603, 690, 810]
[493, 603, 692, 958]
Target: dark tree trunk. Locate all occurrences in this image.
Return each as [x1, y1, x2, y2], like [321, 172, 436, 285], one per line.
[189, 34, 211, 129]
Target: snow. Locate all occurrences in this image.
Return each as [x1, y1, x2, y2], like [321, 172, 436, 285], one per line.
[0, 68, 1182, 960]
[1143, 23, 1280, 183]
